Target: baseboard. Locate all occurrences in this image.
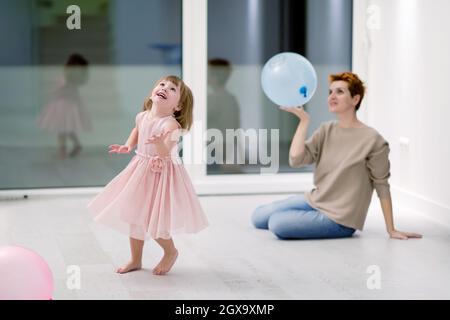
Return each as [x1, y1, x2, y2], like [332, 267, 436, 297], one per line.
[392, 186, 450, 229]
[192, 173, 314, 195]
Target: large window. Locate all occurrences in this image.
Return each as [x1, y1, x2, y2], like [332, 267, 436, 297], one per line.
[0, 0, 182, 189]
[0, 0, 353, 193]
[206, 0, 353, 175]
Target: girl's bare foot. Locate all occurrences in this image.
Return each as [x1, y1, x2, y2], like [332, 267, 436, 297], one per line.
[59, 146, 67, 160]
[69, 145, 82, 157]
[116, 261, 142, 274]
[152, 249, 178, 275]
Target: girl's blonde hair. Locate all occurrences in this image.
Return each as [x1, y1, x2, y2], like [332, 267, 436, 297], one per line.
[142, 75, 193, 130]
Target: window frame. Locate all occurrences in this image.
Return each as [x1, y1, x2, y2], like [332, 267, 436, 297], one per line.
[182, 0, 314, 195]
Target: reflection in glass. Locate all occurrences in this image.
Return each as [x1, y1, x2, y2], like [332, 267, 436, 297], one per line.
[0, 0, 182, 189]
[207, 0, 352, 175]
[37, 53, 91, 159]
[207, 58, 242, 173]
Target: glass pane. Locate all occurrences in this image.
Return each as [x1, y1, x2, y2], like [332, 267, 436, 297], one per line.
[0, 0, 182, 189]
[207, 0, 352, 174]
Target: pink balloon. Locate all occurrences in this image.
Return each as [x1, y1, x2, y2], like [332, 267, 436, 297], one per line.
[0, 246, 54, 300]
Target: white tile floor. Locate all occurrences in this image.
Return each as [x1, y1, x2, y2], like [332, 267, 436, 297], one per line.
[0, 193, 449, 300]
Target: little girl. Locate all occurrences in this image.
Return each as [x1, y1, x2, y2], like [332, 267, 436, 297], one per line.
[37, 53, 91, 159]
[87, 75, 209, 275]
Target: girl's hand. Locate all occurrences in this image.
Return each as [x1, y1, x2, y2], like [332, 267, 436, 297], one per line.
[145, 133, 171, 156]
[108, 144, 131, 154]
[388, 229, 423, 240]
[279, 106, 310, 123]
[145, 133, 166, 145]
[145, 130, 179, 146]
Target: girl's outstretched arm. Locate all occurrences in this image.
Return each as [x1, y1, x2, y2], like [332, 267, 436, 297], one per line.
[109, 127, 138, 154]
[144, 122, 180, 156]
[125, 127, 138, 150]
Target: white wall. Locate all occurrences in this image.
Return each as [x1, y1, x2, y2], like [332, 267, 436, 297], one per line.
[353, 0, 450, 224]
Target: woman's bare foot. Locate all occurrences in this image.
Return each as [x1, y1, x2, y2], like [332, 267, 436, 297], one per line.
[152, 249, 178, 275]
[116, 261, 142, 274]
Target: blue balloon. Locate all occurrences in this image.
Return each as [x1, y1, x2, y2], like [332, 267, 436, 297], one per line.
[261, 52, 317, 107]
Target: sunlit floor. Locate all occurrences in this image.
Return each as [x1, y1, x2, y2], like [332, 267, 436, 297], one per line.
[0, 193, 449, 300]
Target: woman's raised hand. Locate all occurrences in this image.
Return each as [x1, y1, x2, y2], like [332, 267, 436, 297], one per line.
[108, 144, 131, 154]
[279, 106, 310, 123]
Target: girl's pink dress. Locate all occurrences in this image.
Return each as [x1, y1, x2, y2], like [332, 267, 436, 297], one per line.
[87, 111, 208, 240]
[37, 81, 91, 134]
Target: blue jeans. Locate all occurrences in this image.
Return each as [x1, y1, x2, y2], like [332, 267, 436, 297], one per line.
[251, 195, 355, 239]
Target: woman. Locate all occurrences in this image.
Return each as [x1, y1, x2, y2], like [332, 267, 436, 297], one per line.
[252, 72, 422, 240]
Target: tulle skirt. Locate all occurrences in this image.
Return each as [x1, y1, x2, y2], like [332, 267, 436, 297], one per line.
[37, 99, 91, 134]
[87, 153, 209, 240]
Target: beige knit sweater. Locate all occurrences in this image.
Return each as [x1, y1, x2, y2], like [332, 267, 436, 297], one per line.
[293, 121, 391, 230]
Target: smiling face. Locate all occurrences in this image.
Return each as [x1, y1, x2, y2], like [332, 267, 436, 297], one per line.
[142, 75, 194, 130]
[150, 80, 182, 111]
[328, 80, 361, 114]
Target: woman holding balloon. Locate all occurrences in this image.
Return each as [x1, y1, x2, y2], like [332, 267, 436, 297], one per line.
[253, 54, 422, 240]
